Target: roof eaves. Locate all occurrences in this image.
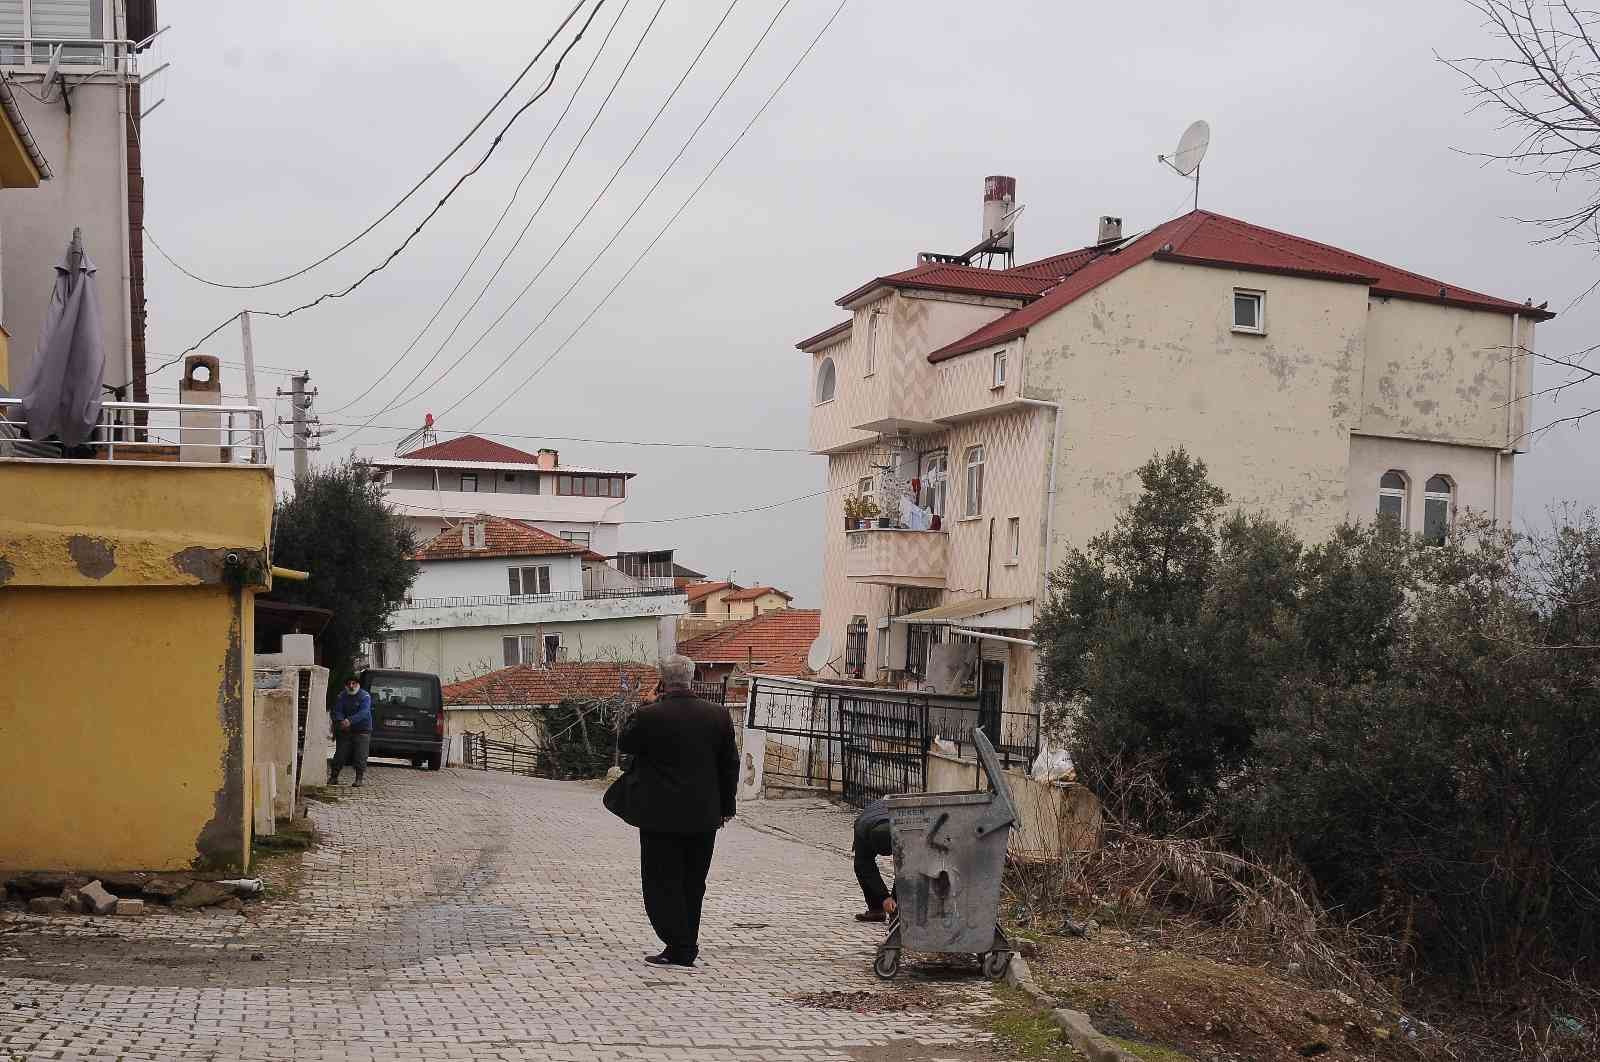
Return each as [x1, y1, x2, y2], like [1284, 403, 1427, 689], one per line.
[796, 319, 852, 352]
[0, 79, 51, 181]
[1373, 286, 1557, 321]
[925, 324, 1028, 364]
[1152, 251, 1379, 286]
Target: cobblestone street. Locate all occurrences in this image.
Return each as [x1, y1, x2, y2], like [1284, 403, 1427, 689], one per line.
[1, 766, 1011, 1062]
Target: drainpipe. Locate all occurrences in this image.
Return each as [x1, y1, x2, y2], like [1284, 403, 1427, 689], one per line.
[985, 517, 994, 597]
[1495, 313, 1520, 524]
[1019, 399, 1063, 607]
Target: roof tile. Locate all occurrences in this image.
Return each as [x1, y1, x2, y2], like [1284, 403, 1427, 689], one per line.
[444, 662, 659, 705]
[678, 608, 821, 676]
[402, 435, 544, 464]
[415, 514, 587, 561]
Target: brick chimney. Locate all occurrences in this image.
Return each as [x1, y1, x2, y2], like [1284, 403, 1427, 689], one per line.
[537, 448, 559, 470]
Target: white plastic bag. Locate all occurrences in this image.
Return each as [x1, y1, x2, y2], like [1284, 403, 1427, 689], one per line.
[1030, 740, 1073, 782]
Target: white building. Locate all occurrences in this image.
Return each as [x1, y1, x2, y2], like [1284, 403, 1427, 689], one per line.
[371, 514, 685, 683]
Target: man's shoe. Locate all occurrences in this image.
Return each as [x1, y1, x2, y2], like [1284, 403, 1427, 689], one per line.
[855, 909, 888, 923]
[644, 950, 696, 967]
[353, 776, 365, 788]
[328, 775, 341, 786]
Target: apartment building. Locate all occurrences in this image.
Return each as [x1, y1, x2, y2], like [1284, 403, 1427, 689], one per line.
[802, 181, 1551, 728]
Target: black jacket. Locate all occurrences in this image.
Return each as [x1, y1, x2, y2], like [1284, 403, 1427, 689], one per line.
[617, 690, 739, 833]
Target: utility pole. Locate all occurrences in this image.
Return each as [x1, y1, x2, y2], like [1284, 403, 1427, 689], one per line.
[277, 371, 320, 483]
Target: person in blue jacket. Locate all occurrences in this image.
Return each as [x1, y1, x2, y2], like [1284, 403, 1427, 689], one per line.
[329, 676, 373, 787]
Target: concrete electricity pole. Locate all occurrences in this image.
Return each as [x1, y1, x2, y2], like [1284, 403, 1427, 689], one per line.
[277, 372, 320, 483]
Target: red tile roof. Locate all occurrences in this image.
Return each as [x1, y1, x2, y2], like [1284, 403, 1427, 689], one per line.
[722, 586, 792, 603]
[927, 210, 1554, 363]
[796, 319, 852, 351]
[683, 580, 737, 604]
[678, 608, 821, 676]
[402, 434, 544, 464]
[444, 662, 659, 706]
[414, 514, 586, 561]
[835, 261, 1053, 308]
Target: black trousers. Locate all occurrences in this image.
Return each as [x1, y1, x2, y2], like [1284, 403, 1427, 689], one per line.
[330, 732, 370, 779]
[639, 830, 718, 960]
[853, 819, 893, 909]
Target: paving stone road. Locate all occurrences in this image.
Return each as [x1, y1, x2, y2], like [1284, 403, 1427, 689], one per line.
[1, 765, 1014, 1062]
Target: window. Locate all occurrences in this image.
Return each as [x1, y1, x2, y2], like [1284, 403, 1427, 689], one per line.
[963, 445, 985, 518]
[503, 635, 537, 666]
[1423, 475, 1453, 545]
[992, 350, 1008, 389]
[613, 477, 625, 498]
[1233, 289, 1264, 333]
[921, 450, 948, 518]
[1, 2, 106, 67]
[1007, 517, 1021, 562]
[815, 357, 837, 404]
[858, 476, 873, 497]
[1378, 470, 1407, 526]
[906, 623, 942, 678]
[543, 634, 563, 666]
[555, 475, 626, 498]
[558, 475, 572, 495]
[878, 618, 892, 668]
[460, 472, 478, 492]
[865, 313, 878, 376]
[559, 530, 591, 547]
[844, 616, 867, 678]
[507, 565, 552, 596]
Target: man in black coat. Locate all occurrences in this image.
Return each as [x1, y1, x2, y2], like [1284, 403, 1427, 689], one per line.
[617, 654, 738, 967]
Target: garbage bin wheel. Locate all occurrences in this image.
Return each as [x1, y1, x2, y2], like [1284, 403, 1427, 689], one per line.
[872, 949, 901, 980]
[982, 950, 1013, 980]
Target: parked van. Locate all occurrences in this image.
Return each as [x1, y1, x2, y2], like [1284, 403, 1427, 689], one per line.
[361, 669, 445, 770]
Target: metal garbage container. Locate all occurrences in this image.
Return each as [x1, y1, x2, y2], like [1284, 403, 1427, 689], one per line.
[873, 728, 1018, 980]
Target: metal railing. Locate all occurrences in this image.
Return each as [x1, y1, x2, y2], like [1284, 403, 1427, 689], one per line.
[0, 32, 159, 74]
[0, 398, 269, 465]
[398, 585, 684, 610]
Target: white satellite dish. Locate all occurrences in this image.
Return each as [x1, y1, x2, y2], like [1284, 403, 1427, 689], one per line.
[1170, 120, 1210, 176]
[1157, 119, 1212, 210]
[40, 46, 63, 104]
[805, 633, 833, 674]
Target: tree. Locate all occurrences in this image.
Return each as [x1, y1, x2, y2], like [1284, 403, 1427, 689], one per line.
[266, 462, 417, 687]
[1445, 1, 1600, 433]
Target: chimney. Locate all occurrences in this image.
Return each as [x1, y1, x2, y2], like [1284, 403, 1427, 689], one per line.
[536, 448, 559, 470]
[982, 176, 1017, 253]
[179, 355, 224, 463]
[1097, 216, 1123, 245]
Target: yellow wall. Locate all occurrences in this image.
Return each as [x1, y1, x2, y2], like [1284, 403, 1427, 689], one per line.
[0, 460, 272, 872]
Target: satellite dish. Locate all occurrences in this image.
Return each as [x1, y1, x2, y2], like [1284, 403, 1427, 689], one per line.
[1170, 120, 1210, 176]
[40, 46, 63, 104]
[805, 634, 833, 674]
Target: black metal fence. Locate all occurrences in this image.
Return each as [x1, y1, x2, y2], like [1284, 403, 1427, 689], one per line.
[746, 678, 1040, 808]
[461, 732, 554, 777]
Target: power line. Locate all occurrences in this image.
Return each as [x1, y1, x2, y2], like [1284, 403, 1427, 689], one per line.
[463, 0, 850, 429]
[149, 0, 610, 380]
[323, 0, 650, 418]
[141, 0, 590, 291]
[321, 421, 811, 452]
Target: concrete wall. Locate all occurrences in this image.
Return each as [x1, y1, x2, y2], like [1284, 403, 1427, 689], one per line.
[0, 459, 274, 872]
[0, 72, 131, 392]
[394, 613, 667, 682]
[252, 684, 298, 821]
[727, 592, 790, 620]
[1347, 433, 1511, 532]
[926, 750, 1100, 858]
[411, 554, 584, 599]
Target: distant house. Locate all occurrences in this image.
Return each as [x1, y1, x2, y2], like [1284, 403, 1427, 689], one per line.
[369, 514, 685, 681]
[722, 586, 793, 620]
[441, 661, 659, 764]
[678, 609, 821, 704]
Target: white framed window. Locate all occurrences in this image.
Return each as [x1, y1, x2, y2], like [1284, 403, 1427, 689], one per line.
[0, 1, 109, 67]
[507, 565, 552, 596]
[920, 449, 948, 519]
[1378, 470, 1407, 526]
[992, 349, 1008, 389]
[1423, 475, 1454, 545]
[963, 445, 985, 518]
[858, 476, 873, 497]
[559, 530, 591, 547]
[864, 312, 879, 376]
[460, 472, 478, 492]
[1232, 289, 1265, 333]
[503, 635, 538, 666]
[815, 357, 837, 404]
[1007, 517, 1021, 562]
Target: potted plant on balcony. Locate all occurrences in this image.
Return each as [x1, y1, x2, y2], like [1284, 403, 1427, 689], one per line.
[844, 493, 880, 530]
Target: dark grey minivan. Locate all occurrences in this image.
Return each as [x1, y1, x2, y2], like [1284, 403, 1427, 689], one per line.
[361, 669, 445, 770]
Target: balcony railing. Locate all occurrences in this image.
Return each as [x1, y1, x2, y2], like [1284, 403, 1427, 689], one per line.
[398, 585, 684, 611]
[0, 34, 153, 75]
[0, 398, 268, 465]
[845, 527, 948, 588]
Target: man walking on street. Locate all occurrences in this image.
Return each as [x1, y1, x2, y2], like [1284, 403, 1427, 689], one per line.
[329, 676, 373, 787]
[617, 655, 738, 968]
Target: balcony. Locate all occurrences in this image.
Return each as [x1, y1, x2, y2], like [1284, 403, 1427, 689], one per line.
[387, 585, 686, 632]
[845, 527, 947, 588]
[1, 397, 268, 465]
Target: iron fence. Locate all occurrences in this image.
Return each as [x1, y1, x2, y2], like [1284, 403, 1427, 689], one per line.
[461, 732, 553, 777]
[746, 678, 1041, 808]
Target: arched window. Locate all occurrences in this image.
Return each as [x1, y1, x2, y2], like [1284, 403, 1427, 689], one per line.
[815, 357, 837, 404]
[1377, 470, 1407, 525]
[1423, 475, 1453, 544]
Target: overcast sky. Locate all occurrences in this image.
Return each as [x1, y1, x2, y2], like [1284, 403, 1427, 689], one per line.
[140, 0, 1600, 605]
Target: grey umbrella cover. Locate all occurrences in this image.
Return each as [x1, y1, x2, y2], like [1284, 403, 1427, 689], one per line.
[18, 240, 105, 448]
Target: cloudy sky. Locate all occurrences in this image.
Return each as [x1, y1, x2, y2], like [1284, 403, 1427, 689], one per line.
[140, 0, 1599, 605]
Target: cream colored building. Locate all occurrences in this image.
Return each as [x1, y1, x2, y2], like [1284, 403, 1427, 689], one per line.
[803, 198, 1550, 726]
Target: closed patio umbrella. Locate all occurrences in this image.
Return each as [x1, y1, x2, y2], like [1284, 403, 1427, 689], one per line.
[18, 228, 105, 448]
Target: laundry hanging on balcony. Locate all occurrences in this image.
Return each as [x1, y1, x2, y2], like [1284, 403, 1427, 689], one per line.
[17, 228, 104, 448]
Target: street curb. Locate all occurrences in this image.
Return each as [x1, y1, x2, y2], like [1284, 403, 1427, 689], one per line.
[1003, 952, 1141, 1062]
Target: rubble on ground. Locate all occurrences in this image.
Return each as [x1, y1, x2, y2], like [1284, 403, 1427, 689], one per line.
[3, 871, 264, 917]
